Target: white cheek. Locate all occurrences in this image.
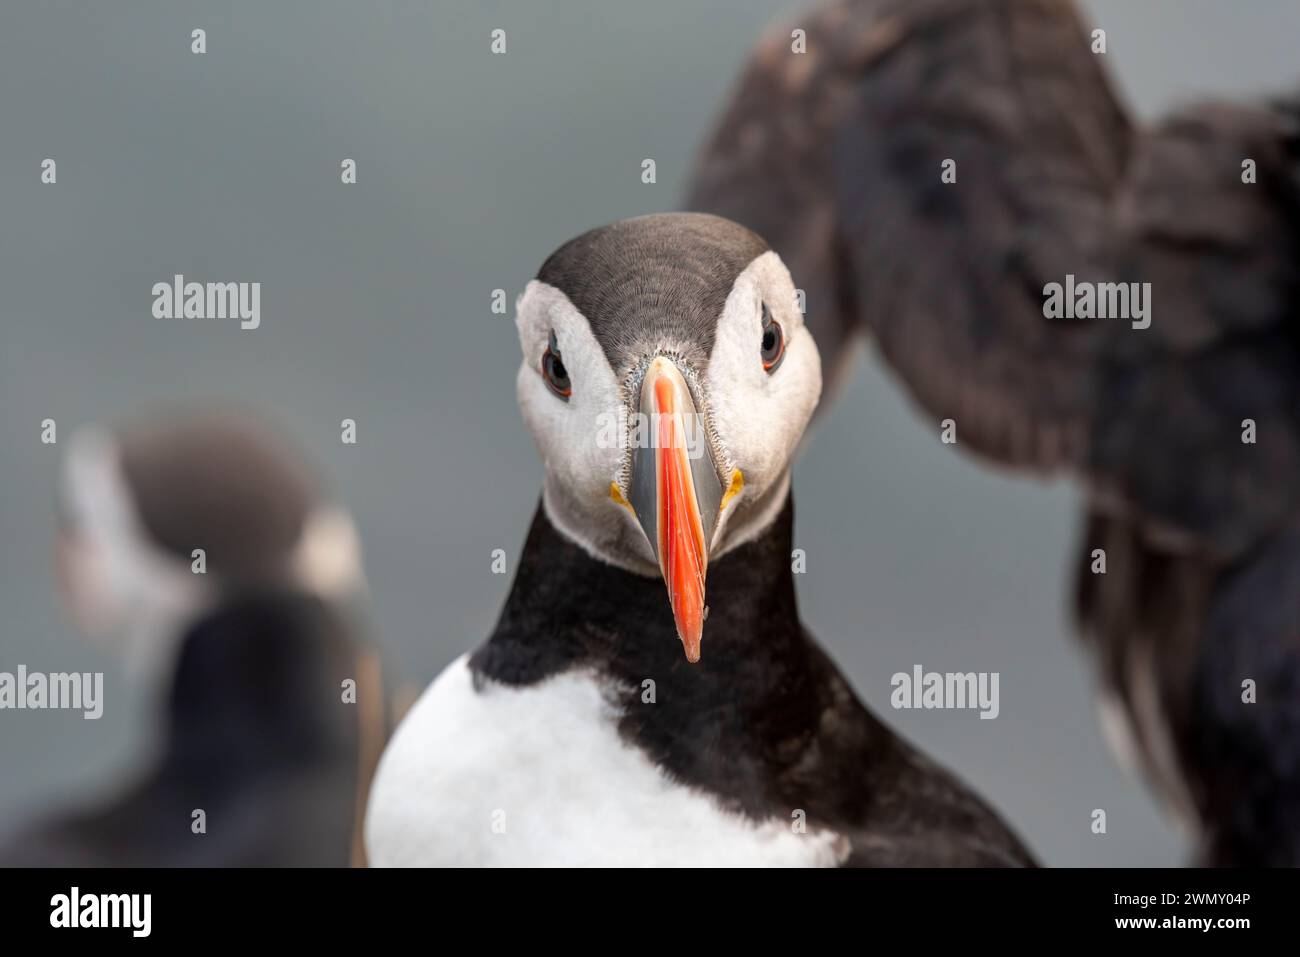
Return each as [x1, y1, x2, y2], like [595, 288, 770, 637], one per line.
[514, 281, 629, 542]
[516, 356, 622, 504]
[706, 253, 822, 501]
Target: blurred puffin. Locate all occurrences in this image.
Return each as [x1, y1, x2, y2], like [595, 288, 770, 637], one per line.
[366, 213, 1034, 866]
[0, 411, 388, 867]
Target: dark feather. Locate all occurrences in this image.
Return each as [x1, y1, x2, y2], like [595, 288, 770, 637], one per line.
[474, 497, 1035, 866]
[538, 213, 768, 374]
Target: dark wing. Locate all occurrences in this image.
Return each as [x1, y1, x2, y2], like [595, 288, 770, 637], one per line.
[689, 0, 1300, 863]
[688, 0, 1133, 464]
[1077, 101, 1300, 864]
[1088, 101, 1300, 556]
[830, 0, 1133, 470]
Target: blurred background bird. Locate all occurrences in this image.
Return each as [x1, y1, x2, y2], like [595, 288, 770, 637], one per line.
[688, 0, 1300, 865]
[0, 410, 392, 866]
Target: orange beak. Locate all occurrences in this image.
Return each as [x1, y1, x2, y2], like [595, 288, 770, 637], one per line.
[621, 356, 726, 663]
[652, 372, 708, 662]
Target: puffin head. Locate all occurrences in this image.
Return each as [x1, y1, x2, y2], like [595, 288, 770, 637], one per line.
[515, 212, 822, 662]
[57, 411, 365, 682]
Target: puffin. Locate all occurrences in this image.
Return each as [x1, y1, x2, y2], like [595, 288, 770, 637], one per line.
[365, 212, 1034, 867]
[688, 0, 1300, 865]
[0, 411, 390, 867]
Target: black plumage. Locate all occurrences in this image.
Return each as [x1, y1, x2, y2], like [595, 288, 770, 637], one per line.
[0, 592, 384, 867]
[688, 0, 1300, 864]
[474, 498, 1035, 867]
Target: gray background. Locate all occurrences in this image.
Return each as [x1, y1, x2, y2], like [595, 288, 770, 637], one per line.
[1, 0, 1295, 866]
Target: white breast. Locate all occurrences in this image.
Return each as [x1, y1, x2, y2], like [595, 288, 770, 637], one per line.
[364, 654, 846, 867]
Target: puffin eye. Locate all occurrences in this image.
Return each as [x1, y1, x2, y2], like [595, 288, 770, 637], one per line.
[542, 330, 572, 400]
[760, 303, 785, 373]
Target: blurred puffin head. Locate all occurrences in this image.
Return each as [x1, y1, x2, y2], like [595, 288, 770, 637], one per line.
[515, 213, 822, 662]
[57, 411, 365, 680]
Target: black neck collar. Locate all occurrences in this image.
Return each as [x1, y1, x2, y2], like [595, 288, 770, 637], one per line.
[470, 494, 876, 822]
[468, 494, 1037, 862]
[473, 493, 811, 691]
